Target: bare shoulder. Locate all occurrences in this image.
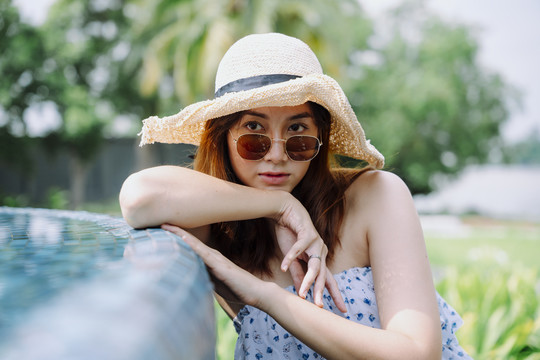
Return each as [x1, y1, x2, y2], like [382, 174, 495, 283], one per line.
[345, 170, 419, 236]
[346, 170, 412, 208]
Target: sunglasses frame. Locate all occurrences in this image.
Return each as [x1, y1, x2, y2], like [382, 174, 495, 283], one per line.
[229, 130, 322, 162]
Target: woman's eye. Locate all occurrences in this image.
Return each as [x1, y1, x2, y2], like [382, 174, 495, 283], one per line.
[289, 123, 307, 132]
[245, 122, 263, 131]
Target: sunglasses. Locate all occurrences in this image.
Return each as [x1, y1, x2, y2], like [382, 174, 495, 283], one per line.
[229, 131, 322, 161]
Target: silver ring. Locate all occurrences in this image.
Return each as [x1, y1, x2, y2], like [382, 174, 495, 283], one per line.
[309, 255, 321, 260]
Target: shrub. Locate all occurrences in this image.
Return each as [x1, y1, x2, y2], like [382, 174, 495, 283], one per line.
[436, 264, 540, 359]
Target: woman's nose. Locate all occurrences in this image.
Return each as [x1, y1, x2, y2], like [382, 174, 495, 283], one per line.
[263, 138, 288, 163]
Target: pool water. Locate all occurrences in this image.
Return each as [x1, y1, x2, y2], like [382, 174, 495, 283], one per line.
[0, 209, 128, 330]
[0, 207, 215, 360]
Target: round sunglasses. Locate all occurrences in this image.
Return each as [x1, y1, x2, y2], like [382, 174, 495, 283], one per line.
[229, 131, 322, 162]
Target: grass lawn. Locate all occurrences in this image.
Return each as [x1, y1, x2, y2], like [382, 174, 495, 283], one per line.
[425, 216, 540, 270]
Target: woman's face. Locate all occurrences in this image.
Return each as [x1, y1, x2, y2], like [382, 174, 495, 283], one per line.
[227, 104, 319, 192]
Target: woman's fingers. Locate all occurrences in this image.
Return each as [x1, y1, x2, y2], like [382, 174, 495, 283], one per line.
[275, 225, 298, 272]
[288, 259, 305, 294]
[162, 224, 265, 308]
[161, 224, 211, 260]
[281, 234, 322, 272]
[325, 268, 347, 313]
[281, 234, 329, 305]
[298, 254, 322, 299]
[312, 255, 327, 307]
[162, 223, 191, 242]
[280, 246, 300, 272]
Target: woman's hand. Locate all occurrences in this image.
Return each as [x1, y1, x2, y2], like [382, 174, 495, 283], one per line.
[274, 200, 347, 313]
[161, 224, 269, 308]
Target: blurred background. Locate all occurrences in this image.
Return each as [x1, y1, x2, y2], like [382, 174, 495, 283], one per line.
[1, 0, 539, 358]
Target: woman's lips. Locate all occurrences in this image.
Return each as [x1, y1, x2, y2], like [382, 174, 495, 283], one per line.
[259, 172, 290, 185]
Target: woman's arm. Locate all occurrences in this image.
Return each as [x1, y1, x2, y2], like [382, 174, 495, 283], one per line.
[361, 171, 442, 358]
[119, 165, 288, 229]
[165, 170, 441, 359]
[120, 165, 346, 311]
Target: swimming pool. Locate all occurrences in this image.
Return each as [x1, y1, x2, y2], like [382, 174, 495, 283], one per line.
[0, 206, 215, 360]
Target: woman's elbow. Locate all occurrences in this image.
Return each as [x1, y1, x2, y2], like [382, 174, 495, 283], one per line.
[119, 172, 154, 228]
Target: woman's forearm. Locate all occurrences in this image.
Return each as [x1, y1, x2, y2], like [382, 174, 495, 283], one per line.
[259, 282, 441, 360]
[119, 165, 289, 229]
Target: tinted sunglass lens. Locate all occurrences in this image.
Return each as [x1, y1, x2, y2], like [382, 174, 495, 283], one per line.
[286, 136, 319, 161]
[237, 134, 271, 160]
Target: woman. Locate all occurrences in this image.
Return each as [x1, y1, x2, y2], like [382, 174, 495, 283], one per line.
[120, 33, 470, 359]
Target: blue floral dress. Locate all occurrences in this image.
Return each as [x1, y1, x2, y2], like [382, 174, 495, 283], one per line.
[233, 266, 471, 359]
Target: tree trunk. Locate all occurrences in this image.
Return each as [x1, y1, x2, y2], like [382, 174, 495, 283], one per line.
[69, 152, 89, 210]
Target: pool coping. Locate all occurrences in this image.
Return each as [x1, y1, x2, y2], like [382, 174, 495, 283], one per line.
[0, 207, 216, 360]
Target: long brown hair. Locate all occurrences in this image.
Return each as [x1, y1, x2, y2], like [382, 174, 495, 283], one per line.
[193, 102, 365, 275]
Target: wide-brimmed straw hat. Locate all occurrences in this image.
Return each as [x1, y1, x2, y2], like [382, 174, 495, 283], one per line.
[139, 33, 384, 169]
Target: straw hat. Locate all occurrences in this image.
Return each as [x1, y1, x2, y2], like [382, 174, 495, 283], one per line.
[139, 33, 384, 169]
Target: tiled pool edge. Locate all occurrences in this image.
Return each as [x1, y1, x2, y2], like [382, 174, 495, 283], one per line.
[0, 207, 216, 360]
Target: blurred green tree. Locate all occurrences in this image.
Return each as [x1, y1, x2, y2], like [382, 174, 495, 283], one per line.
[0, 0, 47, 174]
[1, 0, 159, 208]
[351, 3, 515, 193]
[36, 0, 139, 207]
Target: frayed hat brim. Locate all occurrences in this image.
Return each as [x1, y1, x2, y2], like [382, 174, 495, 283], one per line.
[139, 73, 384, 169]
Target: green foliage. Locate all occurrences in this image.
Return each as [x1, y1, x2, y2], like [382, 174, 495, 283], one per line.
[0, 0, 48, 123]
[45, 187, 69, 209]
[352, 4, 514, 193]
[215, 302, 237, 360]
[437, 265, 540, 359]
[37, 0, 123, 158]
[0, 193, 29, 208]
[0, 0, 48, 170]
[1, 0, 156, 158]
[428, 221, 540, 359]
[506, 133, 540, 165]
[1, 0, 160, 206]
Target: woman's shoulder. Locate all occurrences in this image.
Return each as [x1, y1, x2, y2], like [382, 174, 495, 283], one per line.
[345, 169, 411, 204]
[341, 170, 418, 233]
[333, 170, 416, 269]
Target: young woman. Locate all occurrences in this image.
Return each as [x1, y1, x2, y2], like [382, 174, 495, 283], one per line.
[120, 33, 471, 359]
